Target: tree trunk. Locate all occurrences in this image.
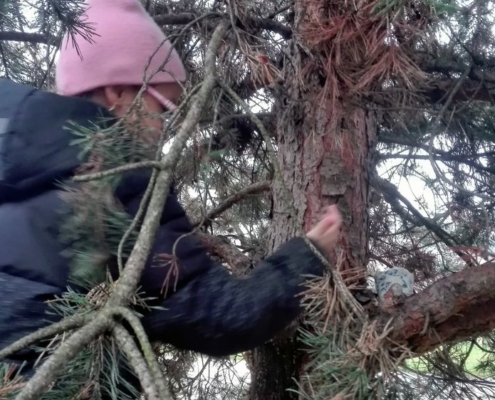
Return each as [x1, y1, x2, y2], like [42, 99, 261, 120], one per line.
[248, 331, 303, 400]
[248, 10, 377, 399]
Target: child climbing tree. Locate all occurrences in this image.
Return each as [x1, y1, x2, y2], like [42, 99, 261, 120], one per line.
[2, 0, 495, 399]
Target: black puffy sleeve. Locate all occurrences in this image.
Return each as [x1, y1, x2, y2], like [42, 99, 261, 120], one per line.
[141, 236, 325, 357]
[120, 177, 326, 357]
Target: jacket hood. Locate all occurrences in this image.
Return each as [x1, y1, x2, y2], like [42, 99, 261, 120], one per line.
[0, 79, 114, 203]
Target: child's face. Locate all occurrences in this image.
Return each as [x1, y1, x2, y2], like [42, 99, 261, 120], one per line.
[110, 83, 183, 145]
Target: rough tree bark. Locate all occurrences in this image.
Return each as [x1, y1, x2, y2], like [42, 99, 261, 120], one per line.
[248, 24, 377, 400]
[387, 261, 495, 353]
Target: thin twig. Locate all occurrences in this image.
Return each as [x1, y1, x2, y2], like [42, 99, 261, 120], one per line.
[427, 66, 493, 203]
[0, 315, 87, 362]
[117, 170, 157, 273]
[74, 161, 163, 182]
[195, 180, 271, 226]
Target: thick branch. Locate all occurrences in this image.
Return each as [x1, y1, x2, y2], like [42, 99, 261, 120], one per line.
[386, 262, 495, 354]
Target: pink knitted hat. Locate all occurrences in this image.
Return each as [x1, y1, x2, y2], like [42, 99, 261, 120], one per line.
[56, 0, 187, 98]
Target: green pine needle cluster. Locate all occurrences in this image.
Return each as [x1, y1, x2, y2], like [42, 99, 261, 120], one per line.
[60, 116, 151, 287]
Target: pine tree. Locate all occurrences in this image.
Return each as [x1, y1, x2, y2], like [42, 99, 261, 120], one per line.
[3, 0, 495, 399]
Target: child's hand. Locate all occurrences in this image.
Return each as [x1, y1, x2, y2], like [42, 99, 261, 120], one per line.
[306, 204, 342, 256]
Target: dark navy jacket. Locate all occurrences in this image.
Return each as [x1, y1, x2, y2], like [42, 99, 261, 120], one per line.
[0, 79, 326, 363]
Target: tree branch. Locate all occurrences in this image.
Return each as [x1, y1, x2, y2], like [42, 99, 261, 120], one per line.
[154, 12, 205, 26]
[200, 112, 275, 129]
[417, 54, 495, 103]
[74, 161, 164, 182]
[113, 307, 169, 397]
[15, 313, 113, 400]
[11, 22, 229, 400]
[420, 55, 495, 84]
[107, 21, 229, 307]
[242, 16, 292, 39]
[373, 175, 459, 247]
[386, 262, 495, 354]
[154, 12, 292, 39]
[195, 180, 271, 226]
[197, 232, 252, 274]
[372, 175, 479, 269]
[0, 315, 87, 362]
[379, 134, 495, 161]
[378, 150, 495, 175]
[113, 325, 163, 400]
[0, 31, 58, 45]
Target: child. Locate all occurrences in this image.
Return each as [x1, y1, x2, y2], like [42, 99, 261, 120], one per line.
[0, 0, 341, 393]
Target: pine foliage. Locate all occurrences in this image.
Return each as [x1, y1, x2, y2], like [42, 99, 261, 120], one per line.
[3, 0, 495, 399]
